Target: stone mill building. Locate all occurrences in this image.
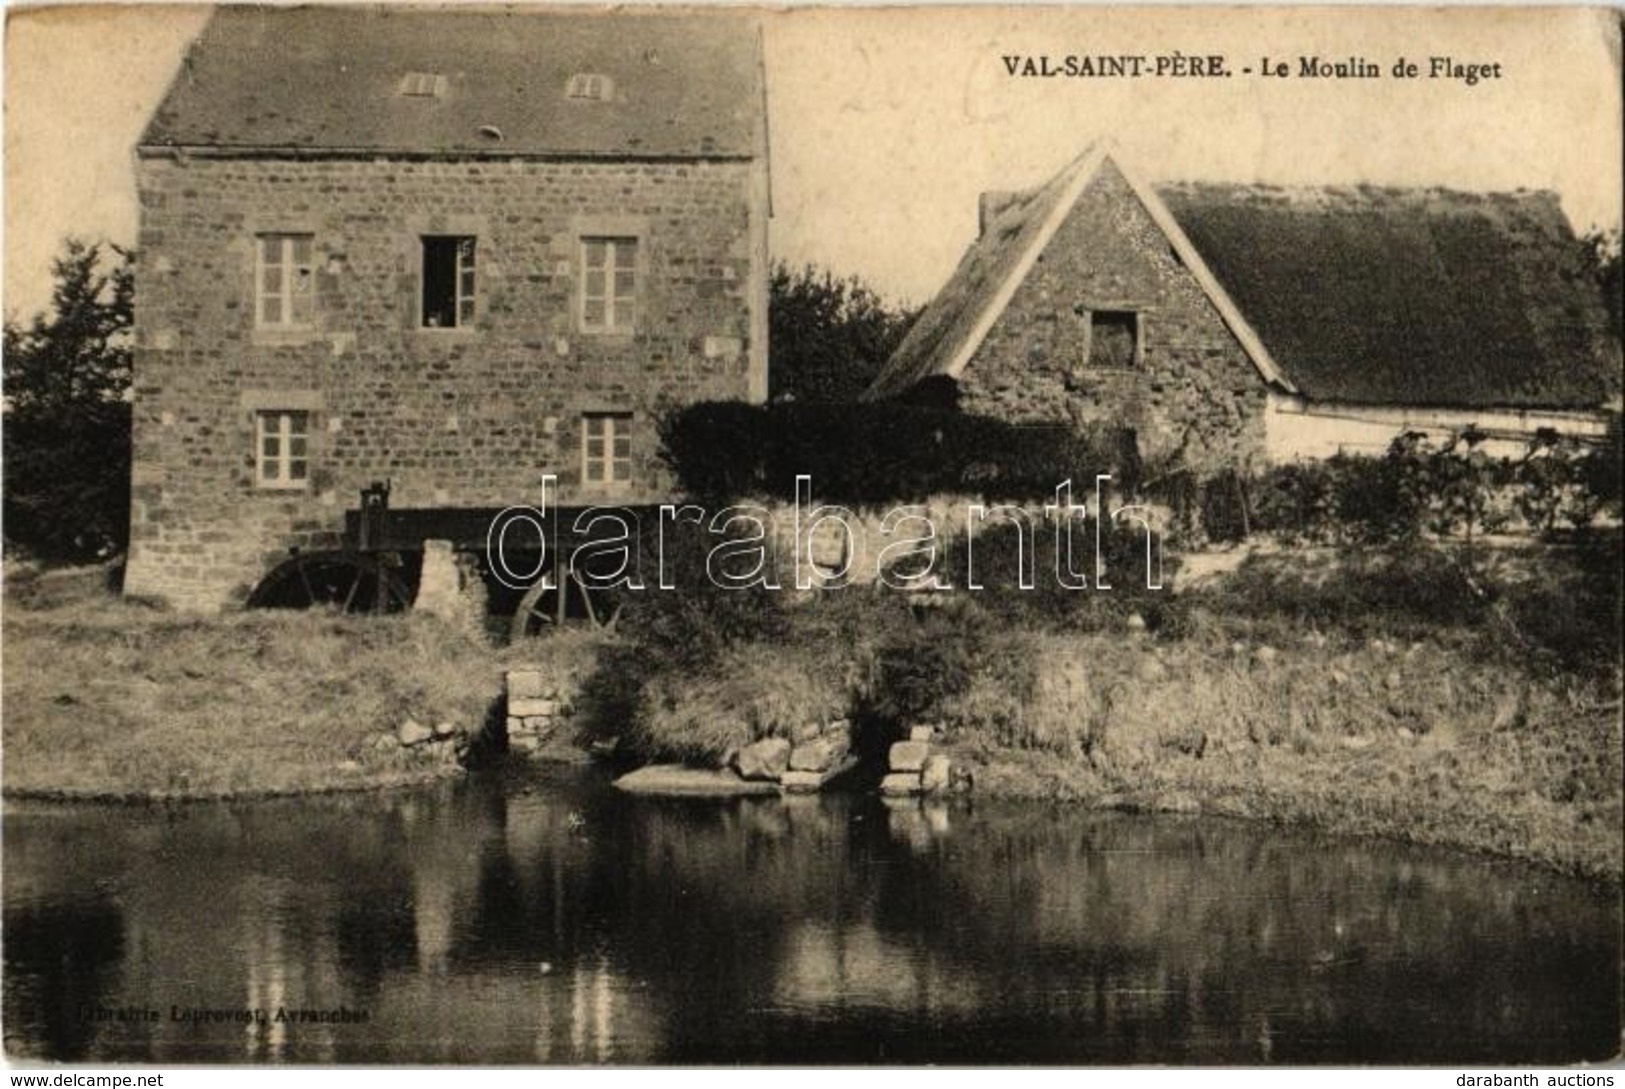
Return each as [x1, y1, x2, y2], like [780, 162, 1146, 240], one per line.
[124, 5, 770, 611]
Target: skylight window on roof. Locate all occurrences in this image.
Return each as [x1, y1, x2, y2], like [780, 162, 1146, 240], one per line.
[565, 73, 614, 101]
[398, 72, 447, 98]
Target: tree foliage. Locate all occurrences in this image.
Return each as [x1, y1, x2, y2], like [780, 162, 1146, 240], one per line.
[1581, 227, 1622, 345]
[768, 262, 916, 404]
[3, 239, 135, 562]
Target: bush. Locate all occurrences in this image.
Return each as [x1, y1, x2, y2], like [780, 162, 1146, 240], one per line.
[627, 642, 847, 764]
[868, 602, 984, 725]
[573, 514, 789, 747]
[1417, 432, 1505, 538]
[1248, 460, 1340, 545]
[769, 263, 916, 404]
[1196, 534, 1621, 676]
[654, 401, 773, 502]
[896, 374, 961, 411]
[1204, 544, 1491, 640]
[1579, 413, 1623, 512]
[1336, 443, 1422, 544]
[939, 512, 1181, 634]
[1197, 470, 1251, 544]
[3, 403, 132, 562]
[1512, 431, 1608, 534]
[936, 629, 1041, 749]
[1498, 532, 1623, 676]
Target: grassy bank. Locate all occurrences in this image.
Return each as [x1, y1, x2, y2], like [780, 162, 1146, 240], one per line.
[5, 536, 1619, 883]
[946, 628, 1621, 882]
[1, 563, 596, 800]
[577, 533, 1623, 883]
[604, 616, 1621, 881]
[943, 542, 1623, 880]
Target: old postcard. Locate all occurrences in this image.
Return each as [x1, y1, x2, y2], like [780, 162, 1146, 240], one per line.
[2, 2, 1621, 1069]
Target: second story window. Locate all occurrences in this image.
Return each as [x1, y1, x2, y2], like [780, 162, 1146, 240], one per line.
[581, 237, 637, 333]
[582, 412, 633, 487]
[257, 234, 314, 328]
[256, 410, 310, 489]
[422, 236, 476, 329]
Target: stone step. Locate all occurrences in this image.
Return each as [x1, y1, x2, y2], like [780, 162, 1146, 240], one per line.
[613, 764, 778, 796]
[880, 771, 922, 796]
[788, 733, 850, 773]
[889, 739, 931, 772]
[779, 754, 859, 794]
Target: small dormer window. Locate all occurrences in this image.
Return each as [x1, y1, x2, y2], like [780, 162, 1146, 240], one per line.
[398, 72, 447, 98]
[565, 73, 614, 101]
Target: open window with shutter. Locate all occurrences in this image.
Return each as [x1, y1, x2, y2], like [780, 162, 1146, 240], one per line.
[421, 236, 476, 329]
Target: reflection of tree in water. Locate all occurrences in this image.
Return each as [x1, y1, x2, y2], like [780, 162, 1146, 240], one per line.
[3, 900, 125, 1061]
[333, 887, 416, 1000]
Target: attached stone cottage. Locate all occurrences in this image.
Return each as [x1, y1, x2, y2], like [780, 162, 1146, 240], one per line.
[866, 144, 1618, 469]
[124, 6, 770, 611]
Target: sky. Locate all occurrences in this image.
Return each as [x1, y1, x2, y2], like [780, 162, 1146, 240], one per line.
[3, 2, 1621, 319]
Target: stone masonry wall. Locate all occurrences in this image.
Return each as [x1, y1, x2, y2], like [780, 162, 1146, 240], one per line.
[958, 160, 1268, 474]
[505, 666, 584, 755]
[414, 539, 489, 638]
[126, 155, 766, 610]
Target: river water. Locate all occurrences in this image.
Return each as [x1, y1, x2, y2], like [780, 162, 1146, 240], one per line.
[3, 763, 1619, 1064]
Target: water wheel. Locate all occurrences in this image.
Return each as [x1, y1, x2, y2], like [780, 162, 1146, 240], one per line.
[509, 565, 624, 640]
[246, 551, 414, 613]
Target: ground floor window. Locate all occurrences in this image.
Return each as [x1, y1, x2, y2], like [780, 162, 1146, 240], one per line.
[582, 412, 633, 486]
[256, 410, 310, 489]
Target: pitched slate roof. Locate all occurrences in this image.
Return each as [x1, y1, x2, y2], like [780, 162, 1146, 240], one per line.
[139, 5, 765, 160]
[868, 150, 1618, 411]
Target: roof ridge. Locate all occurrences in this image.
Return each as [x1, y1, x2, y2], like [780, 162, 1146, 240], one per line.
[1155, 178, 1567, 204]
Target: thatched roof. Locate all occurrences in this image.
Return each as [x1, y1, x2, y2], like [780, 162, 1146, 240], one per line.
[140, 6, 765, 161]
[869, 151, 1618, 411]
[865, 152, 1088, 400]
[1161, 183, 1616, 408]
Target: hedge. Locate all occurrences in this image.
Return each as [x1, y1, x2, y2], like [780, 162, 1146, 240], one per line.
[1194, 426, 1622, 545]
[659, 400, 1134, 504]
